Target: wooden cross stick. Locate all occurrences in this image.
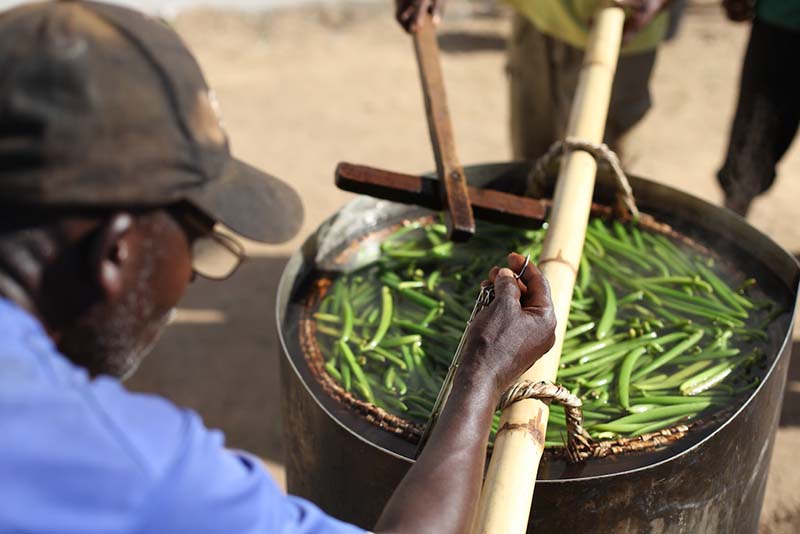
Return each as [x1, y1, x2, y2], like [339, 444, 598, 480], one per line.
[413, 15, 476, 241]
[335, 162, 548, 227]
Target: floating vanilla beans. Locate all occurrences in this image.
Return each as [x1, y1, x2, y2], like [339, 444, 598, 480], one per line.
[309, 217, 782, 448]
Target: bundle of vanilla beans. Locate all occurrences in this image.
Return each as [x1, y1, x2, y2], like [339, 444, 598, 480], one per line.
[312, 217, 779, 446]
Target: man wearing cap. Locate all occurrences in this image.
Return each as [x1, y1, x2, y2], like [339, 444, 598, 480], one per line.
[0, 2, 557, 533]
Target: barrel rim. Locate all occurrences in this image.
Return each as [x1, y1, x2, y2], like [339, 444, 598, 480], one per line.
[276, 161, 800, 483]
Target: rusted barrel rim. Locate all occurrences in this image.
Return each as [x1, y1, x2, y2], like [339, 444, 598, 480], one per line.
[276, 162, 800, 483]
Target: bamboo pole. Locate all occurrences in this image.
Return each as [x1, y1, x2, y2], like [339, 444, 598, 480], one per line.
[473, 6, 626, 534]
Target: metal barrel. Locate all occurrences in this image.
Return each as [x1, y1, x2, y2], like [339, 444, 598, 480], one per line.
[276, 162, 799, 533]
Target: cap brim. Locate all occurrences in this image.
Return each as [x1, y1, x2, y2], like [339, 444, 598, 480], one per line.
[187, 158, 304, 244]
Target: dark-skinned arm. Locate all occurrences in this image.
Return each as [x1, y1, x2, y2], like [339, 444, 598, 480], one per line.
[616, 0, 673, 43]
[394, 0, 446, 33]
[374, 252, 556, 534]
[721, 0, 755, 22]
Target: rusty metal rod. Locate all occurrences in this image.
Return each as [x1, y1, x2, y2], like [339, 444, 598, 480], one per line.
[335, 162, 548, 228]
[412, 15, 476, 241]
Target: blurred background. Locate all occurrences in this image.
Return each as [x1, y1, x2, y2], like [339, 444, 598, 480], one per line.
[12, 0, 799, 531]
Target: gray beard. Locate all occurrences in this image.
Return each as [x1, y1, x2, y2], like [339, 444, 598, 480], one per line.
[58, 234, 170, 379]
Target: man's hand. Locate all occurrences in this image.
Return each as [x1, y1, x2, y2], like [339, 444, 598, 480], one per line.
[617, 0, 671, 44]
[722, 0, 755, 22]
[374, 252, 555, 534]
[395, 0, 446, 33]
[459, 252, 557, 399]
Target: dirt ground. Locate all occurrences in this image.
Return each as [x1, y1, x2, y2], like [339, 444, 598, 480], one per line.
[126, 2, 800, 531]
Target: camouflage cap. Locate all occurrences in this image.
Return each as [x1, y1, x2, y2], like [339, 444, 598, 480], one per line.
[0, 0, 303, 244]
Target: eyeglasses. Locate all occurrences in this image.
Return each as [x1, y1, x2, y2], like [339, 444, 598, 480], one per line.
[169, 207, 246, 281]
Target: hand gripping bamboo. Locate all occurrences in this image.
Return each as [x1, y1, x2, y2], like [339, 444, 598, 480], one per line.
[473, 6, 626, 534]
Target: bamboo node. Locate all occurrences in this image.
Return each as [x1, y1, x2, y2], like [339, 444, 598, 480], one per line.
[537, 250, 578, 276]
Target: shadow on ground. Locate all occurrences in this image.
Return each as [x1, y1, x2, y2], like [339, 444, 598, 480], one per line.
[126, 255, 290, 465]
[779, 341, 800, 427]
[438, 31, 506, 53]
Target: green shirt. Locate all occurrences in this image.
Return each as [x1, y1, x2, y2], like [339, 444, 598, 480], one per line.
[504, 0, 669, 54]
[757, 0, 800, 31]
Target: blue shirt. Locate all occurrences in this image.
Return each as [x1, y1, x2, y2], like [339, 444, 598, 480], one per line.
[0, 298, 365, 534]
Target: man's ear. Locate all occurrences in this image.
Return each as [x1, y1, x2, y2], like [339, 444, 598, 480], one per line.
[91, 213, 135, 300]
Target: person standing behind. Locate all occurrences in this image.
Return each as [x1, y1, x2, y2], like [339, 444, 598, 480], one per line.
[396, 0, 677, 162]
[718, 0, 800, 217]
